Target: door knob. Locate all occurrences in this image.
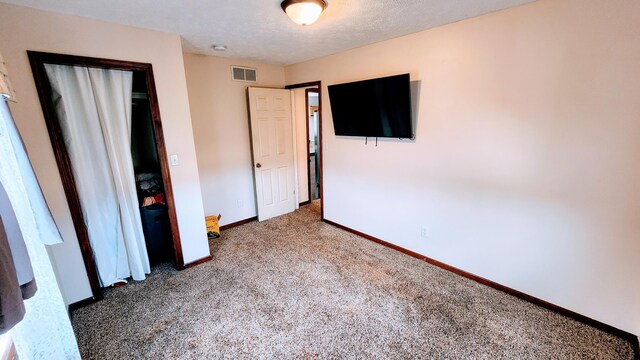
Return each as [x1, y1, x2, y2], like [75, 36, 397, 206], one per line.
[256, 163, 262, 168]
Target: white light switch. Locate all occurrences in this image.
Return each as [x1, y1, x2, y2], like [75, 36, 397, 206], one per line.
[170, 154, 180, 166]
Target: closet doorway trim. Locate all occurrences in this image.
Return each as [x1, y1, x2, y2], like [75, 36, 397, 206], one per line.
[28, 51, 185, 300]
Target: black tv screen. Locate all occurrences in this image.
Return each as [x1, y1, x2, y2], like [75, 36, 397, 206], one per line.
[328, 74, 412, 138]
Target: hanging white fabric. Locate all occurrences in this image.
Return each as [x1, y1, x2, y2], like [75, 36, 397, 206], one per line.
[0, 95, 62, 245]
[44, 64, 150, 286]
[0, 97, 80, 359]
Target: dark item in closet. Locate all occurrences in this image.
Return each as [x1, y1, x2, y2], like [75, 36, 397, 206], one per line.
[140, 204, 172, 265]
[136, 173, 163, 198]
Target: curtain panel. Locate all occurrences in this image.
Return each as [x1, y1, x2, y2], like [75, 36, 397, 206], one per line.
[44, 64, 150, 286]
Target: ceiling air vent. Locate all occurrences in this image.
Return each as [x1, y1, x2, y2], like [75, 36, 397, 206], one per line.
[231, 66, 257, 82]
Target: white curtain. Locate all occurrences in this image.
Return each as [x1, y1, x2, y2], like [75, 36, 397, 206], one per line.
[0, 96, 80, 359]
[44, 64, 150, 286]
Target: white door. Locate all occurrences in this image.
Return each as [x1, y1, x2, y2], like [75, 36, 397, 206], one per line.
[248, 87, 296, 221]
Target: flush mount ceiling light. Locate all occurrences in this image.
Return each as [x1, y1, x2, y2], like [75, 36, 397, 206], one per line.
[212, 45, 227, 51]
[281, 0, 328, 26]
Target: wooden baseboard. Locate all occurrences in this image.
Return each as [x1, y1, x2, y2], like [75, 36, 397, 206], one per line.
[184, 217, 256, 270]
[183, 255, 213, 269]
[323, 218, 639, 355]
[68, 296, 97, 313]
[220, 216, 257, 231]
[299, 200, 311, 207]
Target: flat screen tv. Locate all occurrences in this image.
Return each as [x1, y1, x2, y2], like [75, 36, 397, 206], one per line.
[328, 74, 412, 138]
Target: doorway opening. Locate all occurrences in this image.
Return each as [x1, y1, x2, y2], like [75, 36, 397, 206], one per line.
[306, 89, 320, 202]
[246, 81, 324, 222]
[28, 52, 183, 301]
[286, 81, 324, 220]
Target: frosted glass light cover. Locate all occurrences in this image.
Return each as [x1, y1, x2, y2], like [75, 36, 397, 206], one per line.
[285, 2, 324, 26]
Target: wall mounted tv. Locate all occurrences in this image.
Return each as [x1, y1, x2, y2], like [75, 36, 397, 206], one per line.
[328, 73, 412, 138]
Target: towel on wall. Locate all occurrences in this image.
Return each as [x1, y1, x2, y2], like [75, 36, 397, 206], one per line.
[0, 216, 24, 335]
[0, 66, 79, 358]
[0, 182, 36, 335]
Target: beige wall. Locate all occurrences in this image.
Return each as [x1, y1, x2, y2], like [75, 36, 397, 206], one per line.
[0, 3, 210, 304]
[183, 54, 286, 225]
[285, 0, 640, 335]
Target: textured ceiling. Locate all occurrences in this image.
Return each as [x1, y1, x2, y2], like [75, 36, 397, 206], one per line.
[1, 0, 536, 65]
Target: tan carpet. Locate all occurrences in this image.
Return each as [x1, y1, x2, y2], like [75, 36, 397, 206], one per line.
[71, 201, 635, 359]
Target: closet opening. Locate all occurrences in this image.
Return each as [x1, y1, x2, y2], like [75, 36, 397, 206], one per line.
[131, 72, 173, 266]
[28, 52, 184, 301]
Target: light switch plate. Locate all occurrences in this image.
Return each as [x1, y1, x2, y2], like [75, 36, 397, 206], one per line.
[170, 154, 179, 166]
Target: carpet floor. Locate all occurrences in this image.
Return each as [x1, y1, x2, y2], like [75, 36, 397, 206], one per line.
[71, 201, 635, 359]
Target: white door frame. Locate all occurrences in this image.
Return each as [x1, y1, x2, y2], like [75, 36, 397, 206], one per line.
[285, 81, 324, 220]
